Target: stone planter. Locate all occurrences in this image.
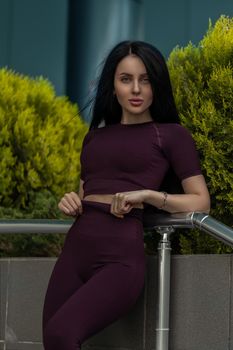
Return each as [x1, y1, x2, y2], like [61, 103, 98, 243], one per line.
[0, 254, 232, 350]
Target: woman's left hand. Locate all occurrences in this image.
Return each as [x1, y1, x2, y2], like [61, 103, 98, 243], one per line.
[110, 190, 146, 218]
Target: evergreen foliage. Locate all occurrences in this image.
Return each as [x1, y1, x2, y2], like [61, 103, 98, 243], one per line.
[167, 15, 233, 253]
[0, 68, 88, 208]
[0, 190, 68, 257]
[0, 69, 88, 257]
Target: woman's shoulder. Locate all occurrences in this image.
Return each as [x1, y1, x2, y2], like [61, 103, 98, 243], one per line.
[155, 123, 196, 153]
[157, 122, 193, 141]
[82, 123, 119, 144]
[82, 128, 95, 146]
[157, 122, 190, 134]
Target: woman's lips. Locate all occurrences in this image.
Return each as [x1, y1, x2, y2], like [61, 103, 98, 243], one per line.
[128, 99, 144, 106]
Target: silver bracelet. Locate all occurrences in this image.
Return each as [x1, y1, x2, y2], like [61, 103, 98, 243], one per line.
[158, 191, 168, 209]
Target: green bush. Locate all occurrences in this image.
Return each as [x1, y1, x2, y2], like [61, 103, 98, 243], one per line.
[0, 68, 88, 208]
[0, 69, 88, 257]
[0, 189, 71, 257]
[167, 15, 233, 253]
[0, 231, 66, 257]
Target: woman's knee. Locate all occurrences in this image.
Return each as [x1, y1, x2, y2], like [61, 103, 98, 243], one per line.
[43, 320, 81, 350]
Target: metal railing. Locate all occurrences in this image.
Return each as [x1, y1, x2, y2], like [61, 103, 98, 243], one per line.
[143, 211, 233, 350]
[0, 212, 233, 350]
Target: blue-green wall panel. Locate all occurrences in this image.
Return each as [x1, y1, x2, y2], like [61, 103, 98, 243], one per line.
[144, 0, 233, 58]
[144, 0, 189, 57]
[0, 0, 232, 100]
[2, 0, 68, 95]
[0, 0, 12, 67]
[67, 0, 143, 118]
[189, 0, 233, 44]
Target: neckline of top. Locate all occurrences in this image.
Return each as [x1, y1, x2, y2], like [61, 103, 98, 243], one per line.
[119, 120, 155, 127]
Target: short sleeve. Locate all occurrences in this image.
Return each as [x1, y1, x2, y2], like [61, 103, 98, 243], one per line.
[162, 124, 202, 181]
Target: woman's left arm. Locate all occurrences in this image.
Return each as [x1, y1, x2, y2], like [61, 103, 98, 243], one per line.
[143, 174, 211, 214]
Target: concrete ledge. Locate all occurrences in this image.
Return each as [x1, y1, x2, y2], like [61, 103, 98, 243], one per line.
[0, 255, 232, 350]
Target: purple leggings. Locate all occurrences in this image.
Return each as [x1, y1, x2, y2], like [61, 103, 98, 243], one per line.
[42, 199, 146, 350]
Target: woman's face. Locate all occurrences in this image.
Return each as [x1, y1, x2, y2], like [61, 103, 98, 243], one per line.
[113, 54, 153, 121]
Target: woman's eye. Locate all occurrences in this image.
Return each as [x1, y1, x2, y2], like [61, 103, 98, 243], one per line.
[121, 77, 130, 83]
[141, 78, 150, 83]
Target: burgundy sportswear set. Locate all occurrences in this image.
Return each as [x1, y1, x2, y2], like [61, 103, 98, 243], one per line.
[43, 121, 202, 349]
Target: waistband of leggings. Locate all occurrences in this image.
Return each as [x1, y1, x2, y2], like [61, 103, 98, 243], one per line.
[81, 199, 144, 221]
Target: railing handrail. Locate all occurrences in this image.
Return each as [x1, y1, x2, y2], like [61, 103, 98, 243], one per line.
[0, 212, 233, 246]
[142, 211, 233, 247]
[0, 219, 74, 234]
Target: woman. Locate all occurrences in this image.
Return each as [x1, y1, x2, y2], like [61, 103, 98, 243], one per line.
[42, 41, 210, 349]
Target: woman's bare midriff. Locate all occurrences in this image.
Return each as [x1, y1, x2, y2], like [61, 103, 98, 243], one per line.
[83, 194, 144, 209]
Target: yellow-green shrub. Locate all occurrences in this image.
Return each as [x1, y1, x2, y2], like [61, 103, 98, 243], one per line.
[0, 68, 88, 208]
[167, 15, 233, 253]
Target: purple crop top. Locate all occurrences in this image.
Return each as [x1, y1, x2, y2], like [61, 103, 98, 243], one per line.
[80, 121, 202, 197]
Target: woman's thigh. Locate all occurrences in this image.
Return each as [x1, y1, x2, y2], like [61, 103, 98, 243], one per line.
[43, 260, 145, 350]
[42, 248, 85, 329]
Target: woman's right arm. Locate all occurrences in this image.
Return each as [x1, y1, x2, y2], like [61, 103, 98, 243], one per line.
[58, 179, 84, 216]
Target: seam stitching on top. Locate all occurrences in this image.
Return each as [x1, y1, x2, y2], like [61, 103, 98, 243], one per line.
[152, 123, 162, 148]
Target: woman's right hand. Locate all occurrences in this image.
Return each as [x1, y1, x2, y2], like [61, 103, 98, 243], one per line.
[58, 192, 83, 216]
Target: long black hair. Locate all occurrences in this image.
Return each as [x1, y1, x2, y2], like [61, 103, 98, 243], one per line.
[88, 41, 180, 129]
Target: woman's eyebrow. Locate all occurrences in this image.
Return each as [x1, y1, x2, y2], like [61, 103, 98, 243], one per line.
[118, 72, 149, 77]
[118, 73, 132, 76]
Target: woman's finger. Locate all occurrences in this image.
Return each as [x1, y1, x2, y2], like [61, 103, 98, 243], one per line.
[112, 193, 119, 214]
[110, 194, 124, 218]
[117, 195, 131, 213]
[116, 192, 124, 213]
[61, 198, 78, 213]
[58, 192, 83, 216]
[64, 193, 81, 211]
[69, 192, 83, 211]
[122, 202, 132, 213]
[110, 203, 123, 218]
[58, 202, 75, 215]
[113, 212, 124, 218]
[58, 201, 78, 216]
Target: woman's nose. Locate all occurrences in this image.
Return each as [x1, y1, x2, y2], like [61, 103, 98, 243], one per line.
[132, 80, 140, 93]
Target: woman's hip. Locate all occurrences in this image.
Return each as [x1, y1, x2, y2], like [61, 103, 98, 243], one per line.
[73, 199, 144, 239]
[62, 199, 145, 264]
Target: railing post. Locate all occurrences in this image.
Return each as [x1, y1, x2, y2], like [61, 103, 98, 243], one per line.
[155, 226, 174, 350]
